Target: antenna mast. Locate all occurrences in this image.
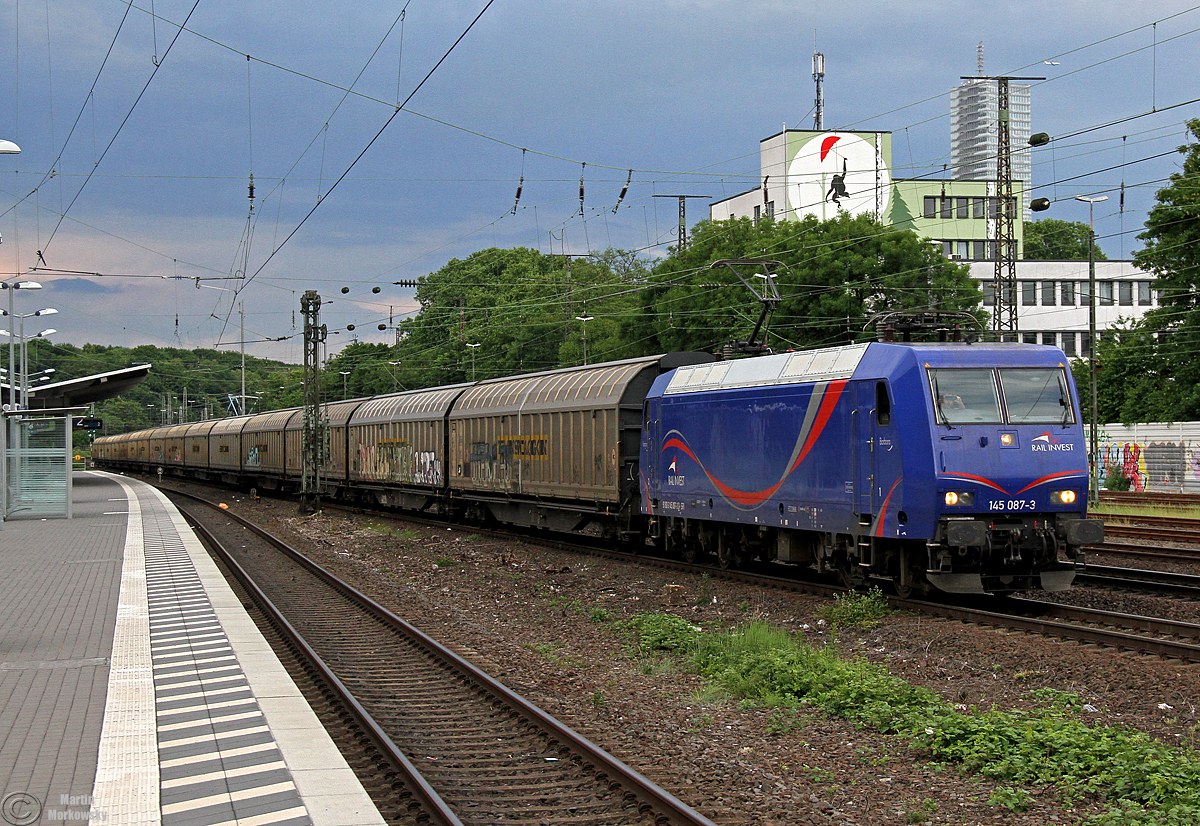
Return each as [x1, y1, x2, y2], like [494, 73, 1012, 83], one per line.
[812, 36, 825, 131]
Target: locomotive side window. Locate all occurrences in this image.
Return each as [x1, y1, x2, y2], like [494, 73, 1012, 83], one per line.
[928, 368, 1003, 424]
[999, 368, 1075, 424]
[875, 381, 891, 426]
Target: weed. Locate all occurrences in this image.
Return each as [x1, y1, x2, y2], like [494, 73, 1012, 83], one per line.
[818, 588, 890, 629]
[589, 607, 611, 623]
[619, 612, 702, 653]
[591, 690, 606, 710]
[904, 797, 937, 822]
[989, 786, 1033, 812]
[739, 599, 753, 612]
[432, 558, 458, 568]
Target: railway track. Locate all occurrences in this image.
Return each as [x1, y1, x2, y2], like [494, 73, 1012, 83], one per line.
[1076, 564, 1200, 598]
[154, 477, 1200, 683]
[170, 489, 718, 826]
[909, 595, 1200, 663]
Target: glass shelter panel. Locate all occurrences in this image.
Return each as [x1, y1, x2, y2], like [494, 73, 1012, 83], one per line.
[5, 415, 71, 519]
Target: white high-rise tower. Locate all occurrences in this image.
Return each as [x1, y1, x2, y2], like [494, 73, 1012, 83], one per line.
[950, 70, 1032, 217]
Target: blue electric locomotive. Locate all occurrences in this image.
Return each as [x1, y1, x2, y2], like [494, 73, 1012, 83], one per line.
[640, 341, 1103, 595]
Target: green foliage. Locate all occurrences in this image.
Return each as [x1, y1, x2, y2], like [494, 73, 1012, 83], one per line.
[688, 618, 1200, 824]
[1106, 118, 1200, 422]
[989, 786, 1033, 812]
[589, 607, 611, 623]
[389, 246, 645, 387]
[1104, 467, 1132, 491]
[1024, 218, 1108, 261]
[16, 339, 296, 437]
[619, 612, 703, 653]
[638, 213, 983, 354]
[818, 588, 890, 629]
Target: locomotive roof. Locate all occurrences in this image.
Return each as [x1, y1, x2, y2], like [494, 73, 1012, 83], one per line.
[662, 341, 1069, 395]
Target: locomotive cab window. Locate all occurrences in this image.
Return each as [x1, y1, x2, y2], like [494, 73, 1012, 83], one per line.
[875, 381, 891, 426]
[999, 368, 1075, 425]
[928, 368, 1003, 424]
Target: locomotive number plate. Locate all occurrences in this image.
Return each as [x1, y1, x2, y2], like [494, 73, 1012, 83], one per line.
[988, 499, 1036, 512]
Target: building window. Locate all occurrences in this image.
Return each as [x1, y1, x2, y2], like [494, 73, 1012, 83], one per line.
[923, 196, 937, 218]
[1138, 281, 1152, 305]
[983, 283, 995, 306]
[1119, 281, 1133, 306]
[1041, 332, 1057, 346]
[1061, 281, 1076, 306]
[956, 241, 969, 260]
[972, 197, 986, 219]
[754, 205, 761, 223]
[940, 197, 952, 219]
[973, 240, 987, 260]
[1022, 332, 1038, 344]
[1098, 282, 1114, 306]
[956, 197, 970, 219]
[1079, 280, 1092, 304]
[1041, 281, 1056, 306]
[765, 201, 774, 219]
[1021, 281, 1037, 305]
[1062, 332, 1076, 356]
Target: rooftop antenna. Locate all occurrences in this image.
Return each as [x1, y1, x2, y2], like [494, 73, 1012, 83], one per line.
[812, 33, 825, 131]
[977, 41, 984, 76]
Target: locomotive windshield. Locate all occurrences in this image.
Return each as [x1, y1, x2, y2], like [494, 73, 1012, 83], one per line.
[999, 368, 1075, 424]
[929, 369, 1003, 424]
[929, 366, 1075, 425]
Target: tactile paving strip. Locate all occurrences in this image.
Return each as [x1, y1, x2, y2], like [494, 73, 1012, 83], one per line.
[142, 507, 313, 826]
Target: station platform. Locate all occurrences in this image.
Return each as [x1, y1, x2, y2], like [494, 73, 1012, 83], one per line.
[0, 471, 387, 826]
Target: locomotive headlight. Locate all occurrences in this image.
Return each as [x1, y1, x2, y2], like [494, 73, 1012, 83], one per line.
[944, 491, 975, 506]
[1051, 490, 1078, 505]
[999, 432, 1016, 447]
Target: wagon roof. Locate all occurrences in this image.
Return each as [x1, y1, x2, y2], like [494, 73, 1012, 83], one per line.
[452, 357, 662, 416]
[351, 385, 469, 425]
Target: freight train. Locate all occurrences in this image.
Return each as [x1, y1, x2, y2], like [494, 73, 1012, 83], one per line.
[93, 341, 1102, 595]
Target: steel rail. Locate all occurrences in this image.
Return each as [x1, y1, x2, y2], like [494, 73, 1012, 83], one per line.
[172, 488, 719, 826]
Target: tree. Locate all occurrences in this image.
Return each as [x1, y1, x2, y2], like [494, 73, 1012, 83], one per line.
[637, 213, 983, 354]
[392, 247, 644, 387]
[1114, 118, 1200, 420]
[1023, 218, 1109, 260]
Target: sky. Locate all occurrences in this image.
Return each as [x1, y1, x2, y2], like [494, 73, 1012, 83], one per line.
[2, 0, 1198, 368]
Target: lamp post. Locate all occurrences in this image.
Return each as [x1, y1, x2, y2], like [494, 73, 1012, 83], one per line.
[388, 361, 402, 393]
[339, 371, 351, 399]
[465, 343, 480, 381]
[0, 305, 56, 409]
[575, 314, 593, 365]
[1, 282, 43, 408]
[1075, 194, 1107, 501]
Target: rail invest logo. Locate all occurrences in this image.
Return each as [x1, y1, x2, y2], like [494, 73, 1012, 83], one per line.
[2, 792, 42, 826]
[667, 456, 685, 486]
[1031, 432, 1073, 452]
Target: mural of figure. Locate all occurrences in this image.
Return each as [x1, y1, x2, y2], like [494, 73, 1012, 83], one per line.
[826, 159, 849, 206]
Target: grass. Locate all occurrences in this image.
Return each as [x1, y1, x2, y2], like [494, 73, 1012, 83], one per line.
[622, 610, 1200, 825]
[364, 522, 423, 540]
[1092, 502, 1200, 520]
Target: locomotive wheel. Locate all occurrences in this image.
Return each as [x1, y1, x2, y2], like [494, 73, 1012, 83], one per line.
[716, 534, 736, 569]
[680, 534, 701, 564]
